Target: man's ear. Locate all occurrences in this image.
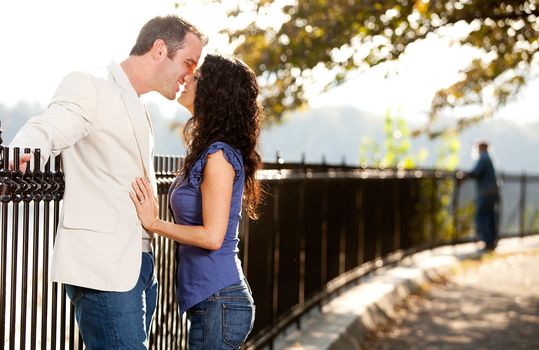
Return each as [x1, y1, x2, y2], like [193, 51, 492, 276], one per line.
[151, 39, 167, 59]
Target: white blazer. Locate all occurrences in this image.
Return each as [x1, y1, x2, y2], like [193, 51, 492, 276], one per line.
[10, 62, 157, 291]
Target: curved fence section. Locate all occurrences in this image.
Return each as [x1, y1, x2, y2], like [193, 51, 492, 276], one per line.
[0, 144, 537, 349]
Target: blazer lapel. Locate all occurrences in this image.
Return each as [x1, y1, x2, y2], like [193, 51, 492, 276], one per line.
[108, 62, 151, 174]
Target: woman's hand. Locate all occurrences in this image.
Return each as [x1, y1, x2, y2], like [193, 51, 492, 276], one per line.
[129, 177, 160, 232]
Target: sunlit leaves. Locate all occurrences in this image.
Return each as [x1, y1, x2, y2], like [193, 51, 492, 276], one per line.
[216, 0, 539, 130]
[415, 0, 430, 16]
[364, 110, 422, 169]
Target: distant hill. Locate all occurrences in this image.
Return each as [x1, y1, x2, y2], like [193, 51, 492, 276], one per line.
[0, 102, 44, 144]
[0, 102, 190, 156]
[2, 102, 538, 174]
[260, 106, 385, 164]
[459, 118, 539, 173]
[260, 107, 539, 174]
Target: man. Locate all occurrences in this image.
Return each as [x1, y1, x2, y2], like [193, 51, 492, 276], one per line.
[467, 140, 499, 252]
[10, 15, 206, 349]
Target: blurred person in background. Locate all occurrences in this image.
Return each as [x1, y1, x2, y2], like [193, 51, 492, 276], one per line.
[466, 140, 499, 252]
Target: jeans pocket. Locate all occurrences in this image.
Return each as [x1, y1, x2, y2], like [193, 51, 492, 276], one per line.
[64, 285, 84, 306]
[222, 303, 255, 349]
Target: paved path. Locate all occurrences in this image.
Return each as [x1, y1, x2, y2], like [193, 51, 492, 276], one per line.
[361, 248, 539, 350]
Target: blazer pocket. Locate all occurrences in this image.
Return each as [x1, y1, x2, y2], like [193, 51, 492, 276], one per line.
[62, 201, 117, 233]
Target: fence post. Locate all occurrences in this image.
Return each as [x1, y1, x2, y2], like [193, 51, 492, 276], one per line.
[519, 173, 527, 237]
[320, 180, 328, 307]
[430, 176, 436, 243]
[393, 180, 401, 251]
[356, 181, 365, 266]
[452, 172, 462, 243]
[0, 121, 3, 169]
[271, 182, 281, 331]
[297, 179, 306, 329]
[0, 144, 8, 348]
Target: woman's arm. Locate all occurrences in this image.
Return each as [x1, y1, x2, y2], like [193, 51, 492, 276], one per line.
[130, 150, 235, 250]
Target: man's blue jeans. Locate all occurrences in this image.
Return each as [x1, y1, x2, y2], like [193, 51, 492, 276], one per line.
[187, 278, 255, 349]
[64, 252, 158, 350]
[475, 200, 498, 249]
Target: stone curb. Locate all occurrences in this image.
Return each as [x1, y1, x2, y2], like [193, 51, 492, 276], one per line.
[271, 235, 539, 350]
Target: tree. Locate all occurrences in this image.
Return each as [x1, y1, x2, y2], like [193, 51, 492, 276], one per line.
[217, 0, 538, 134]
[359, 110, 427, 168]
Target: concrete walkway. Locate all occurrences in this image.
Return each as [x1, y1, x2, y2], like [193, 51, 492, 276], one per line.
[361, 243, 539, 350]
[272, 235, 539, 350]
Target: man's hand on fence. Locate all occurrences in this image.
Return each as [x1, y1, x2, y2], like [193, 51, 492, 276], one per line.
[8, 153, 32, 172]
[455, 170, 466, 184]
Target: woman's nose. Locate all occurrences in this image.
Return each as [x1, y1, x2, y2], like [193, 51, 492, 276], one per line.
[184, 73, 194, 83]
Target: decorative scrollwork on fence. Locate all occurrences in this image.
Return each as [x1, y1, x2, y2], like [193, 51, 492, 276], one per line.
[0, 145, 64, 203]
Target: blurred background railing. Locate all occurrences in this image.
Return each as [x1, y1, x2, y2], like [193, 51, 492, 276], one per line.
[1, 144, 537, 349]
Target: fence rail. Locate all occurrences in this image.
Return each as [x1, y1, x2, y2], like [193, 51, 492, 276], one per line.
[1, 142, 538, 349]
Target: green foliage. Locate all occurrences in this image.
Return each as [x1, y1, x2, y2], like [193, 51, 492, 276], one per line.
[359, 109, 427, 168]
[382, 111, 412, 168]
[435, 131, 460, 170]
[455, 201, 475, 237]
[358, 137, 382, 167]
[412, 177, 475, 243]
[212, 0, 539, 131]
[435, 179, 458, 240]
[417, 131, 463, 241]
[525, 206, 539, 232]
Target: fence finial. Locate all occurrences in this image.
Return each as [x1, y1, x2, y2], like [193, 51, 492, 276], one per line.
[276, 150, 284, 164]
[0, 120, 3, 169]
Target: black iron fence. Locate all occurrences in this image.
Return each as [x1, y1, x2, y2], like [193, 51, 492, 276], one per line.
[1, 142, 537, 349]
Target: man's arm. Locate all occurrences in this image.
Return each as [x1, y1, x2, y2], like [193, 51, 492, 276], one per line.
[468, 156, 487, 179]
[9, 71, 98, 171]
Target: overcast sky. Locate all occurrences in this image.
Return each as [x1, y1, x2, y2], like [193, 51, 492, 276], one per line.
[1, 0, 537, 125]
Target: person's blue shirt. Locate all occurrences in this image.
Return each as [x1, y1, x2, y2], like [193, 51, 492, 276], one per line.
[169, 142, 245, 315]
[469, 151, 498, 204]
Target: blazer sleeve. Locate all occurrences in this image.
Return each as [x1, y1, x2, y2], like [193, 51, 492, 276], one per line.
[9, 71, 98, 168]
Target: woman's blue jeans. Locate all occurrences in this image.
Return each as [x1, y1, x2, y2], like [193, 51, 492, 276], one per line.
[187, 278, 255, 349]
[64, 252, 158, 349]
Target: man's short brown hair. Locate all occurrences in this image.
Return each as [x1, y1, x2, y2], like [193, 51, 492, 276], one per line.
[130, 15, 207, 58]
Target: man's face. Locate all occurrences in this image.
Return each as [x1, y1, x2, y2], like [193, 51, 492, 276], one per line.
[155, 32, 203, 100]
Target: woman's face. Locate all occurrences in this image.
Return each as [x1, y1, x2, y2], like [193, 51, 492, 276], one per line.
[177, 70, 201, 114]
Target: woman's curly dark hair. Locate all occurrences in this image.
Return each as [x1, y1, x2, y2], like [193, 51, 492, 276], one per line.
[182, 54, 263, 219]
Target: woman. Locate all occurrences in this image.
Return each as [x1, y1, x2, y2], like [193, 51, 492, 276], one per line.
[129, 54, 262, 349]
